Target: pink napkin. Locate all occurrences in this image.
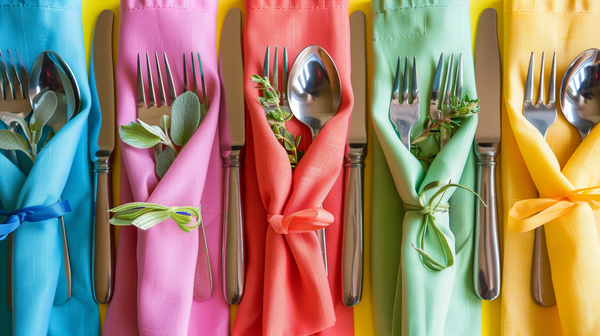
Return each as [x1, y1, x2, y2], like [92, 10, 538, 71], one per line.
[103, 0, 229, 335]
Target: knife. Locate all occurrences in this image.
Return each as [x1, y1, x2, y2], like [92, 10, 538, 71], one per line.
[342, 10, 367, 307]
[90, 9, 116, 304]
[220, 7, 245, 305]
[474, 7, 502, 301]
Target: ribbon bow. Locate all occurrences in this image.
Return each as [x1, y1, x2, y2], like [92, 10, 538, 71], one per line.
[404, 181, 485, 271]
[0, 200, 72, 240]
[268, 208, 334, 234]
[509, 186, 600, 233]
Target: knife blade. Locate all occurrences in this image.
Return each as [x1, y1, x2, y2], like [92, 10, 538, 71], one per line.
[474, 7, 502, 301]
[342, 10, 367, 307]
[90, 9, 116, 304]
[220, 7, 245, 305]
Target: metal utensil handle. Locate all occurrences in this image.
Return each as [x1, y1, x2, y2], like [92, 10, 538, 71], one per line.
[317, 228, 328, 276]
[341, 151, 364, 307]
[59, 215, 72, 302]
[475, 147, 501, 301]
[532, 226, 556, 306]
[223, 152, 245, 305]
[93, 162, 115, 304]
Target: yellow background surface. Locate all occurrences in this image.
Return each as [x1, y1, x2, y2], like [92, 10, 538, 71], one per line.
[81, 0, 503, 334]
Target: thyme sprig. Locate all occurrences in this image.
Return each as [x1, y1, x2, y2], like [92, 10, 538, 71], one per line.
[251, 74, 303, 167]
[412, 93, 480, 145]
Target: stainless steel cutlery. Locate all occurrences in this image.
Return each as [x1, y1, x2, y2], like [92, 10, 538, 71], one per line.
[136, 50, 213, 301]
[430, 53, 463, 149]
[220, 7, 245, 305]
[90, 9, 116, 305]
[524, 51, 557, 307]
[389, 56, 419, 150]
[474, 7, 502, 301]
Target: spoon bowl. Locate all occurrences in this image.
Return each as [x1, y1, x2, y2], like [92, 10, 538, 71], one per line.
[560, 48, 600, 140]
[29, 51, 80, 133]
[287, 45, 341, 138]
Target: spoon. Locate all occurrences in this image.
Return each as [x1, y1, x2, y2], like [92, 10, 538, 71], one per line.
[29, 51, 81, 305]
[287, 45, 342, 275]
[560, 48, 600, 140]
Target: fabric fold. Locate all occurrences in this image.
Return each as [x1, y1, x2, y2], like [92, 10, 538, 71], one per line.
[103, 0, 228, 335]
[232, 0, 354, 335]
[0, 0, 99, 335]
[370, 0, 481, 335]
[501, 1, 600, 334]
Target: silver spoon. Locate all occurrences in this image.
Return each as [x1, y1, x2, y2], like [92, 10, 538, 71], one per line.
[287, 45, 342, 275]
[29, 51, 81, 305]
[560, 48, 600, 140]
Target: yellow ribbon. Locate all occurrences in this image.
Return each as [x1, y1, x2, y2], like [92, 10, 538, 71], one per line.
[508, 186, 600, 233]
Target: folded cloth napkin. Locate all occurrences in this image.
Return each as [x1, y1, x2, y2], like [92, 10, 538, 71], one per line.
[232, 0, 354, 335]
[502, 1, 600, 334]
[370, 0, 481, 335]
[102, 0, 229, 335]
[0, 0, 99, 335]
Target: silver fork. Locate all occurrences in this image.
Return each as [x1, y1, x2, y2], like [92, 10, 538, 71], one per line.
[523, 51, 557, 307]
[430, 53, 463, 149]
[135, 51, 213, 301]
[390, 56, 419, 150]
[0, 49, 30, 164]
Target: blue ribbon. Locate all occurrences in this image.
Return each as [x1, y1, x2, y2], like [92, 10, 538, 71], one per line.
[0, 200, 72, 240]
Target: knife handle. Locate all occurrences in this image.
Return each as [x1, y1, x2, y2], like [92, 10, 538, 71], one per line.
[341, 148, 365, 307]
[474, 144, 501, 301]
[93, 161, 115, 304]
[223, 151, 245, 305]
[532, 226, 556, 306]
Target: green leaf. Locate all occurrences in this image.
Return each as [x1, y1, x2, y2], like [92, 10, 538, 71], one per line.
[137, 119, 165, 139]
[30, 91, 58, 132]
[133, 210, 172, 230]
[42, 129, 54, 148]
[295, 135, 302, 147]
[155, 146, 176, 179]
[251, 74, 263, 83]
[160, 115, 171, 134]
[171, 91, 201, 146]
[119, 122, 161, 149]
[0, 130, 31, 158]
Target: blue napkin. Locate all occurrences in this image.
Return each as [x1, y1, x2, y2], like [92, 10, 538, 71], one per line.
[0, 0, 99, 334]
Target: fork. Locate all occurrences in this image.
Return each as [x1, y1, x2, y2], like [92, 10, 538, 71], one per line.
[430, 53, 463, 149]
[0, 49, 30, 164]
[523, 51, 557, 307]
[136, 51, 213, 301]
[390, 56, 419, 150]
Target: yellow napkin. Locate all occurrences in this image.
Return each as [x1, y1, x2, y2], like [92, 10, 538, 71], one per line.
[502, 1, 600, 335]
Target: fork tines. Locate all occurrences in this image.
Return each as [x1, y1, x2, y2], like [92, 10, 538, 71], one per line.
[263, 46, 289, 111]
[0, 49, 27, 101]
[524, 52, 557, 139]
[389, 56, 419, 150]
[137, 51, 208, 113]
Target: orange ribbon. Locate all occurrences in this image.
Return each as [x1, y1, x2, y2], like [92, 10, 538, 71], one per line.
[267, 208, 334, 234]
[508, 186, 600, 232]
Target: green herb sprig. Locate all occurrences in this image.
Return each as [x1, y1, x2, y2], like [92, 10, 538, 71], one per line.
[0, 91, 58, 163]
[251, 74, 303, 167]
[119, 91, 203, 178]
[412, 93, 480, 145]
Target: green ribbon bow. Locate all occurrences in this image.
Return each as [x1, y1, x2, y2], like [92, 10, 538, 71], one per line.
[404, 181, 485, 271]
[109, 202, 202, 232]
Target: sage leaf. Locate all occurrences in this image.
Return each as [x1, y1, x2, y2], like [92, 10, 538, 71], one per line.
[160, 115, 171, 134]
[155, 146, 176, 179]
[4, 115, 32, 143]
[171, 91, 201, 146]
[137, 119, 165, 139]
[0, 130, 31, 159]
[30, 91, 58, 132]
[119, 122, 161, 149]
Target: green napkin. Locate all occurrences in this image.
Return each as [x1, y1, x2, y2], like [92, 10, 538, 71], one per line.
[370, 0, 481, 335]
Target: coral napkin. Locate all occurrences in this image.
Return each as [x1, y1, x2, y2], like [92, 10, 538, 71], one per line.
[232, 0, 354, 335]
[0, 0, 99, 335]
[502, 0, 600, 334]
[103, 0, 228, 335]
[370, 0, 481, 335]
